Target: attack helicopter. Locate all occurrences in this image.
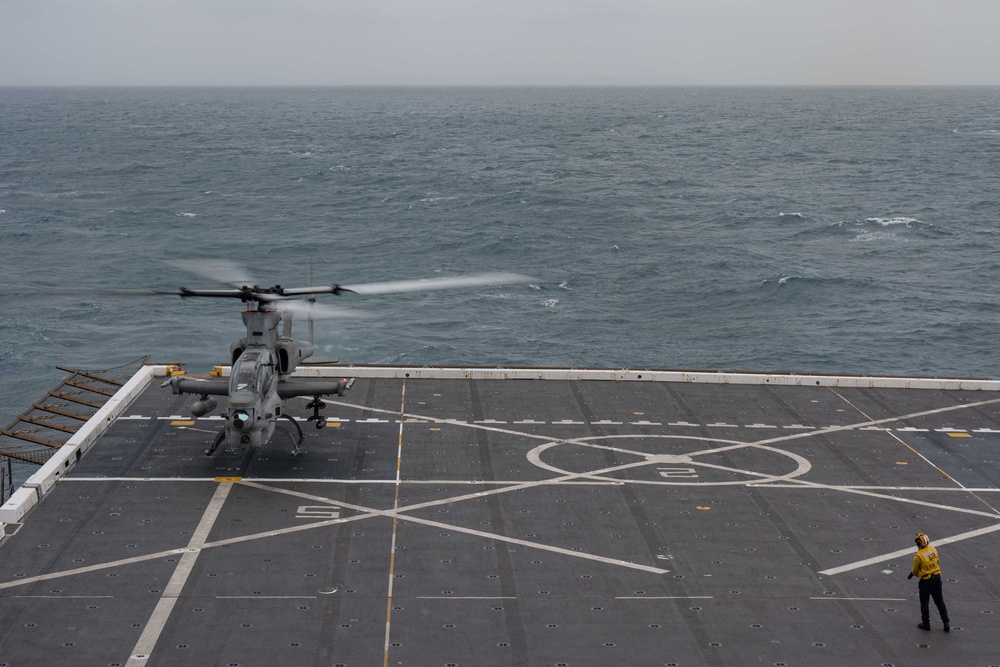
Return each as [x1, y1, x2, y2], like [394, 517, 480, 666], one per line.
[30, 262, 531, 456]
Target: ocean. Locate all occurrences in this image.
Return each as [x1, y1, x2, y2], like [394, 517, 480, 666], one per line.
[2, 86, 999, 484]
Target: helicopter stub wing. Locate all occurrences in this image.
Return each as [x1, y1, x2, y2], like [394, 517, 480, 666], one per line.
[277, 378, 351, 399]
[163, 376, 230, 396]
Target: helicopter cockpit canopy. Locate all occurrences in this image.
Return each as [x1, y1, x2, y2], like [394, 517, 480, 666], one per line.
[230, 349, 274, 396]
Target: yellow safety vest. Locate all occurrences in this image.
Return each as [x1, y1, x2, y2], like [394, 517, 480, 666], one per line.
[911, 545, 941, 579]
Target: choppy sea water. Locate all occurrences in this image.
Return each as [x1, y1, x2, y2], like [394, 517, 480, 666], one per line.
[2, 86, 1000, 482]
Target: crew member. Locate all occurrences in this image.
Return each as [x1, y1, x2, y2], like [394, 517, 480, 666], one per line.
[908, 533, 950, 631]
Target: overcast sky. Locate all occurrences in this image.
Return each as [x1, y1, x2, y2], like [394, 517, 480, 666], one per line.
[2, 0, 998, 86]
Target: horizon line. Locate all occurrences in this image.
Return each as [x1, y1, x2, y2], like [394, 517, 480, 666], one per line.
[2, 82, 999, 89]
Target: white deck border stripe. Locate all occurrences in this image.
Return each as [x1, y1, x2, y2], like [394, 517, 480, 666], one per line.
[286, 365, 1000, 391]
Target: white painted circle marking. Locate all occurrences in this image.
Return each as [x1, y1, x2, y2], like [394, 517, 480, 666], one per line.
[526, 434, 812, 486]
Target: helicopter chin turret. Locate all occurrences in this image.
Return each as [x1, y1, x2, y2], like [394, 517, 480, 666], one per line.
[226, 390, 260, 445]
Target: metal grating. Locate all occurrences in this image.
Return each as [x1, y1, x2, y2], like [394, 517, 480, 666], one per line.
[1, 456, 11, 504]
[0, 356, 149, 467]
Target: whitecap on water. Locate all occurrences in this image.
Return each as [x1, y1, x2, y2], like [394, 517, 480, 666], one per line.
[851, 231, 899, 243]
[542, 298, 559, 308]
[865, 216, 923, 227]
[176, 212, 197, 218]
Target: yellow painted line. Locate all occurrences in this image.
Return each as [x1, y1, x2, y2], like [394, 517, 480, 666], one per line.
[326, 422, 341, 428]
[171, 420, 196, 426]
[430, 427, 441, 431]
[215, 476, 242, 483]
[896, 461, 908, 465]
[948, 432, 972, 438]
[829, 388, 1000, 516]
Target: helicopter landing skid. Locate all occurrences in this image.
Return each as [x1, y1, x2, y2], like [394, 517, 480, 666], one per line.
[278, 413, 305, 456]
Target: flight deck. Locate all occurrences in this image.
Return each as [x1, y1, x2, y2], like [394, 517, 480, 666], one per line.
[2, 367, 1000, 666]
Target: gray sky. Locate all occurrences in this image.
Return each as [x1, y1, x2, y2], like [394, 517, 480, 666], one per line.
[2, 0, 998, 86]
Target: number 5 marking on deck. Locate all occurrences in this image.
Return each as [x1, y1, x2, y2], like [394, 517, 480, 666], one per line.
[296, 505, 341, 519]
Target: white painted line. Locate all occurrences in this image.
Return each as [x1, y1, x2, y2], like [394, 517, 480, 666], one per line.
[896, 427, 929, 432]
[125, 482, 232, 666]
[417, 596, 517, 600]
[64, 477, 223, 482]
[0, 548, 194, 591]
[783, 425, 815, 430]
[758, 483, 1000, 492]
[61, 477, 625, 486]
[668, 422, 698, 427]
[631, 421, 662, 426]
[242, 463, 673, 576]
[615, 596, 712, 600]
[593, 420, 623, 425]
[553, 420, 585, 425]
[829, 388, 1000, 516]
[936, 428, 966, 432]
[810, 597, 905, 601]
[475, 419, 507, 424]
[398, 514, 670, 574]
[973, 428, 1000, 433]
[513, 419, 545, 424]
[706, 423, 738, 428]
[383, 379, 408, 662]
[769, 479, 1000, 519]
[749, 396, 1000, 449]
[819, 522, 1000, 576]
[746, 424, 777, 429]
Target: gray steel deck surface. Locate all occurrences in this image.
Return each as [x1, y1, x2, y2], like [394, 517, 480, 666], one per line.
[2, 377, 1000, 666]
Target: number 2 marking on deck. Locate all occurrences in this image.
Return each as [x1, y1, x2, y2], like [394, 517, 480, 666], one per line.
[658, 467, 699, 478]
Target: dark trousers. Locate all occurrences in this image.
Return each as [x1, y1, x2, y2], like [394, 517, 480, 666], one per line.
[918, 574, 949, 625]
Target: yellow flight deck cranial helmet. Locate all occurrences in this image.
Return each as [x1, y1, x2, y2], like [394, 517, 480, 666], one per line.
[915, 533, 930, 547]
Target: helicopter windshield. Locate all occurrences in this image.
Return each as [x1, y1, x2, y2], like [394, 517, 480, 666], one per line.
[231, 350, 264, 393]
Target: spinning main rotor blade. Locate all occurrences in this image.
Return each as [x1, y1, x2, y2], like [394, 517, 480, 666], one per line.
[168, 259, 258, 289]
[14, 287, 189, 297]
[281, 272, 535, 297]
[16, 270, 534, 306]
[274, 300, 369, 319]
